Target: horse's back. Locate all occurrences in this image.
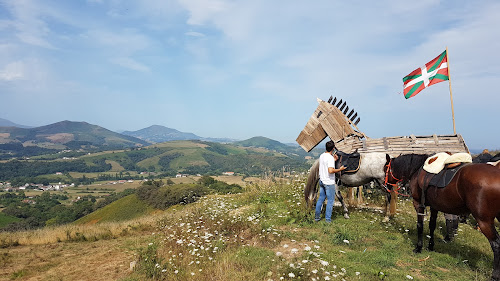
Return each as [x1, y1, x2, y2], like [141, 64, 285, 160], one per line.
[457, 164, 500, 215]
[459, 163, 500, 185]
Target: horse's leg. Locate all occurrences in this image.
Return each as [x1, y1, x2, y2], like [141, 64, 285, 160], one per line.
[335, 190, 349, 219]
[428, 208, 438, 251]
[444, 213, 459, 242]
[477, 219, 500, 281]
[413, 200, 424, 253]
[382, 191, 391, 222]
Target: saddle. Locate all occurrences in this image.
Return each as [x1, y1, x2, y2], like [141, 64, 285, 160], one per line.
[335, 150, 361, 174]
[418, 162, 471, 210]
[426, 163, 468, 188]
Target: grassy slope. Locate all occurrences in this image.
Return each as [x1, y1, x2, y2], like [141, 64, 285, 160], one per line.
[74, 194, 156, 225]
[0, 181, 495, 281]
[0, 212, 20, 228]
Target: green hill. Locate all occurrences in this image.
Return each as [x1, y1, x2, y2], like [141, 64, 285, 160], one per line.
[235, 136, 316, 159]
[74, 194, 157, 224]
[0, 212, 20, 228]
[83, 140, 309, 176]
[0, 121, 149, 156]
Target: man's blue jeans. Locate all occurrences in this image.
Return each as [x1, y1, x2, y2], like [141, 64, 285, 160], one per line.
[315, 180, 336, 222]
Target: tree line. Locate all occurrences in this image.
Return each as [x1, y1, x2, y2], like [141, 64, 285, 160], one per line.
[0, 189, 134, 231]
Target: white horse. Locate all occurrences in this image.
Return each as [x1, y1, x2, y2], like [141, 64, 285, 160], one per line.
[304, 152, 393, 220]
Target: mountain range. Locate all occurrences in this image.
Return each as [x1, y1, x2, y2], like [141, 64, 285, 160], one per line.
[0, 118, 312, 159]
[121, 125, 235, 144]
[0, 118, 32, 129]
[0, 120, 149, 150]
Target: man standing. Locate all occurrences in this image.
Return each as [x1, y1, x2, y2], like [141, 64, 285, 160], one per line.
[315, 140, 346, 222]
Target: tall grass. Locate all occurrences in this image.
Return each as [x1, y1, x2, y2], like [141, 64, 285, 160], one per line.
[130, 179, 494, 281]
[1, 177, 495, 280]
[0, 211, 163, 247]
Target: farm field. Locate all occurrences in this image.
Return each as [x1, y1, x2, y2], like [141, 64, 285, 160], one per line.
[20, 175, 270, 204]
[0, 179, 495, 281]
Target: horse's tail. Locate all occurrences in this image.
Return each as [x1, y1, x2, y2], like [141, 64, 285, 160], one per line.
[305, 159, 320, 208]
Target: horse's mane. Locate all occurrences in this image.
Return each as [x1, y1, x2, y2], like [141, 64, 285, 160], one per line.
[490, 153, 500, 162]
[392, 154, 429, 182]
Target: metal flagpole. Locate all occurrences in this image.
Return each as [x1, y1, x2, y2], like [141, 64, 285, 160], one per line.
[446, 47, 457, 135]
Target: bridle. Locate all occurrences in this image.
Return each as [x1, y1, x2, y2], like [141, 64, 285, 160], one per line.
[384, 158, 408, 197]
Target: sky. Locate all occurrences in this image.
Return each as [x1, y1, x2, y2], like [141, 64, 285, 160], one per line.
[0, 0, 499, 151]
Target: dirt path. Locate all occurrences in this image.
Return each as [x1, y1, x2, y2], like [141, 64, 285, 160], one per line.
[0, 235, 149, 281]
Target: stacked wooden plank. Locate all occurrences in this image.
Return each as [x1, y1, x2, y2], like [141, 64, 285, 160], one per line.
[335, 134, 469, 157]
[296, 97, 470, 156]
[296, 98, 363, 152]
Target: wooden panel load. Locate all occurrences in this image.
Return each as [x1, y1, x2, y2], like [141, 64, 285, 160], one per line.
[296, 97, 469, 156]
[335, 134, 469, 157]
[296, 98, 363, 152]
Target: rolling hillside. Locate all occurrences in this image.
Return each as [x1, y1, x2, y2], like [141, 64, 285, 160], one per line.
[0, 121, 149, 156]
[122, 125, 202, 143]
[75, 194, 157, 224]
[82, 140, 309, 176]
[235, 136, 319, 159]
[0, 118, 31, 128]
[122, 124, 236, 143]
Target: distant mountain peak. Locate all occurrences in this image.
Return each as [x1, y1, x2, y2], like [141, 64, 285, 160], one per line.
[122, 125, 202, 143]
[0, 118, 32, 128]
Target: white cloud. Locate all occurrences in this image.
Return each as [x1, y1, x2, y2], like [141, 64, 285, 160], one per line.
[0, 61, 24, 81]
[178, 0, 230, 25]
[2, 0, 56, 49]
[185, 31, 205, 37]
[110, 57, 151, 72]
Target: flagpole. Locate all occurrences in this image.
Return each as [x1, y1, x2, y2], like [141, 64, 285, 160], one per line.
[446, 47, 457, 135]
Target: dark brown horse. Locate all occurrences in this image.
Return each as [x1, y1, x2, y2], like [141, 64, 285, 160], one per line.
[388, 153, 500, 281]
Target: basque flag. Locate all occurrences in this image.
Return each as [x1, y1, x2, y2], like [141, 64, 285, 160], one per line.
[403, 50, 449, 99]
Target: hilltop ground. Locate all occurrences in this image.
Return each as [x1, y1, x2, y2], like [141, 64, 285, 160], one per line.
[0, 179, 496, 281]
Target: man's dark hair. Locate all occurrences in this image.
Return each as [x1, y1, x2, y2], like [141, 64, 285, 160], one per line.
[325, 140, 336, 152]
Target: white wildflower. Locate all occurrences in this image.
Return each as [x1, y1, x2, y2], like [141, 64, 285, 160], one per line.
[343, 239, 349, 244]
[289, 272, 296, 278]
[406, 275, 414, 279]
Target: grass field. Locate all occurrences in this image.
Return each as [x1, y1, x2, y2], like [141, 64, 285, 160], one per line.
[0, 179, 495, 280]
[0, 213, 20, 228]
[75, 194, 157, 225]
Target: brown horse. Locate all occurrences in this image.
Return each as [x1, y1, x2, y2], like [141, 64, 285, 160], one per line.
[388, 153, 500, 281]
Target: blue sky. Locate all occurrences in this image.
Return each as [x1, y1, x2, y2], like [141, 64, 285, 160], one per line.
[0, 0, 499, 150]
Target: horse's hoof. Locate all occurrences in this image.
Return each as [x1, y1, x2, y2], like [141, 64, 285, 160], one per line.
[413, 247, 422, 254]
[344, 213, 350, 219]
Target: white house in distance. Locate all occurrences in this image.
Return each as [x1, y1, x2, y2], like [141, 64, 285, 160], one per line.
[222, 172, 235, 176]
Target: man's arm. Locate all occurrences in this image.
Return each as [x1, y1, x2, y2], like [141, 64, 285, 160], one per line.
[328, 166, 346, 174]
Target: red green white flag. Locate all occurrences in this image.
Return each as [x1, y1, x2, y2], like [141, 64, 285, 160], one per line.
[402, 50, 449, 99]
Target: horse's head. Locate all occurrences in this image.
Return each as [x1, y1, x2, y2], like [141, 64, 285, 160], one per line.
[304, 159, 320, 208]
[383, 154, 401, 190]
